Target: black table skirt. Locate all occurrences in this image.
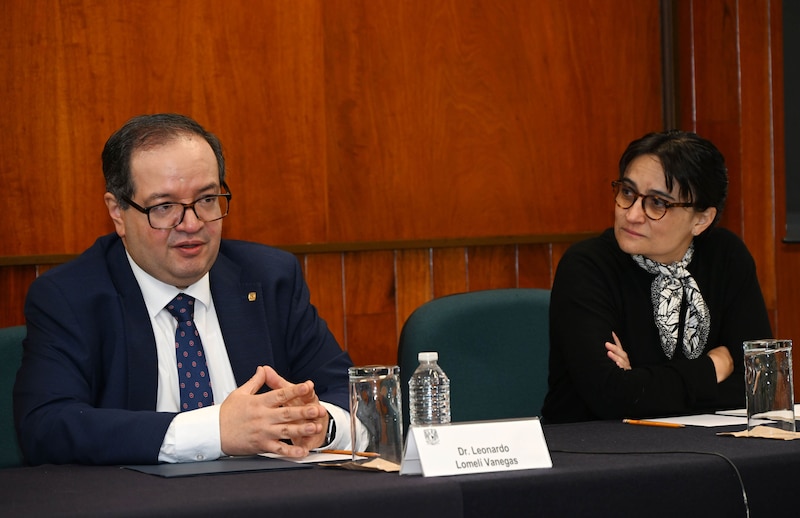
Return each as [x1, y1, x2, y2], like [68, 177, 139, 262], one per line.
[2, 420, 798, 518]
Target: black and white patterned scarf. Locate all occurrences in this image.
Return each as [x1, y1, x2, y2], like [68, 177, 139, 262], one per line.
[632, 243, 710, 359]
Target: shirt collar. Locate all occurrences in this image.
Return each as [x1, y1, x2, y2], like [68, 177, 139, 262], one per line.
[125, 251, 212, 318]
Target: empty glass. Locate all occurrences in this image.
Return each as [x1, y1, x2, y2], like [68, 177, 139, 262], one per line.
[348, 365, 403, 463]
[744, 339, 795, 433]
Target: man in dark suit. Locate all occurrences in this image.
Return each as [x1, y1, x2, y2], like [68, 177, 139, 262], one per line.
[14, 113, 357, 465]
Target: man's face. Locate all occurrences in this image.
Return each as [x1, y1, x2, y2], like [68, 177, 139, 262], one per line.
[105, 134, 223, 288]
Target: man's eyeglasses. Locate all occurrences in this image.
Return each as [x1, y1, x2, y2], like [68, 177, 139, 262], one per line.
[122, 183, 232, 230]
[612, 180, 698, 221]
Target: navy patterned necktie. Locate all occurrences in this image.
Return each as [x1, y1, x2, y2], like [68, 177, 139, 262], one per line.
[165, 294, 214, 410]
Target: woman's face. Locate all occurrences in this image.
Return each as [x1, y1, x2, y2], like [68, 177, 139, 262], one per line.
[614, 154, 715, 264]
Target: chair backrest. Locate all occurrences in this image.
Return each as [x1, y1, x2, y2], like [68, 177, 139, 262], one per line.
[397, 288, 550, 432]
[0, 325, 25, 468]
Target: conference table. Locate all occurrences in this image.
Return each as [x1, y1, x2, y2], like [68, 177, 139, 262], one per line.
[2, 419, 798, 517]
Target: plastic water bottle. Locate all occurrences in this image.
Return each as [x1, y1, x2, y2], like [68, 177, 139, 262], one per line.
[408, 351, 451, 425]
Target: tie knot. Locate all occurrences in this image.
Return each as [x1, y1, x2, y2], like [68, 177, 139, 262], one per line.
[166, 294, 195, 323]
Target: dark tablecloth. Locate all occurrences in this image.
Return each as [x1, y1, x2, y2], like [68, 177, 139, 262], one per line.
[2, 420, 797, 517]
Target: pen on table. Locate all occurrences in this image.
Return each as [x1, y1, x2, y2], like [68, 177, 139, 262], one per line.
[622, 419, 685, 429]
[318, 449, 381, 457]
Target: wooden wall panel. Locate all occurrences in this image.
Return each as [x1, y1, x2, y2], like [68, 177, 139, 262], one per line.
[321, 0, 661, 243]
[680, 0, 745, 234]
[466, 245, 517, 291]
[432, 248, 469, 298]
[395, 249, 433, 334]
[676, 0, 778, 319]
[771, 0, 800, 345]
[214, 1, 331, 247]
[518, 244, 554, 288]
[776, 244, 800, 342]
[302, 253, 346, 349]
[0, 0, 332, 254]
[738, 0, 778, 315]
[342, 251, 396, 365]
[0, 267, 35, 326]
[0, 1, 664, 253]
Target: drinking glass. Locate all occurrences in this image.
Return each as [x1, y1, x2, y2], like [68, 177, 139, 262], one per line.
[744, 339, 795, 433]
[348, 365, 403, 463]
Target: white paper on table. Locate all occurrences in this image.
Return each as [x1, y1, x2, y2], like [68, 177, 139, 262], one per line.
[640, 414, 750, 427]
[260, 452, 354, 463]
[716, 404, 800, 418]
[715, 408, 747, 417]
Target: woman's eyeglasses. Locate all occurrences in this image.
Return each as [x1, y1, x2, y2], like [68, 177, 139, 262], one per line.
[612, 180, 698, 221]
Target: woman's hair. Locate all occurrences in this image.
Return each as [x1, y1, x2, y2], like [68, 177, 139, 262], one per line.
[618, 129, 728, 227]
[102, 113, 226, 208]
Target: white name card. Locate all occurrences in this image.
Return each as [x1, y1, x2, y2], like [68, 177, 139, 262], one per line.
[399, 418, 552, 477]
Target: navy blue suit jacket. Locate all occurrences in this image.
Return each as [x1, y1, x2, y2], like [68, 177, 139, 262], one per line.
[14, 233, 353, 465]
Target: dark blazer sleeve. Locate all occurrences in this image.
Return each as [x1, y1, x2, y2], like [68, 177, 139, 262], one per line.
[13, 236, 175, 466]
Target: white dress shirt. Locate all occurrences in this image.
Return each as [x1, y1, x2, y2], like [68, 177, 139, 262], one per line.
[126, 252, 355, 463]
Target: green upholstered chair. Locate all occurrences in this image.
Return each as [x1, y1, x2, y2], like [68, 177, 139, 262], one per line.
[0, 325, 25, 468]
[397, 288, 550, 433]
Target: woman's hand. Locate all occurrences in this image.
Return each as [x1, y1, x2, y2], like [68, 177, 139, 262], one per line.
[707, 346, 734, 383]
[605, 331, 631, 370]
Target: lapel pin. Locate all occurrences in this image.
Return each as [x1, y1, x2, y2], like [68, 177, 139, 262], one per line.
[248, 292, 257, 302]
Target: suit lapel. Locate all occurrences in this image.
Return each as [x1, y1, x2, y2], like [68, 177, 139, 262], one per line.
[210, 253, 274, 386]
[105, 239, 160, 411]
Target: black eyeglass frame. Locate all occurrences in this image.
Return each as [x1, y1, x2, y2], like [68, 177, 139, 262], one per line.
[611, 180, 698, 221]
[121, 182, 232, 230]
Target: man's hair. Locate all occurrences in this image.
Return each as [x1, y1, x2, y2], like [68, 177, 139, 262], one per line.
[102, 113, 226, 207]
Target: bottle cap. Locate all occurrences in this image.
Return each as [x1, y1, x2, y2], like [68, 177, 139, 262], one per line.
[418, 351, 438, 362]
